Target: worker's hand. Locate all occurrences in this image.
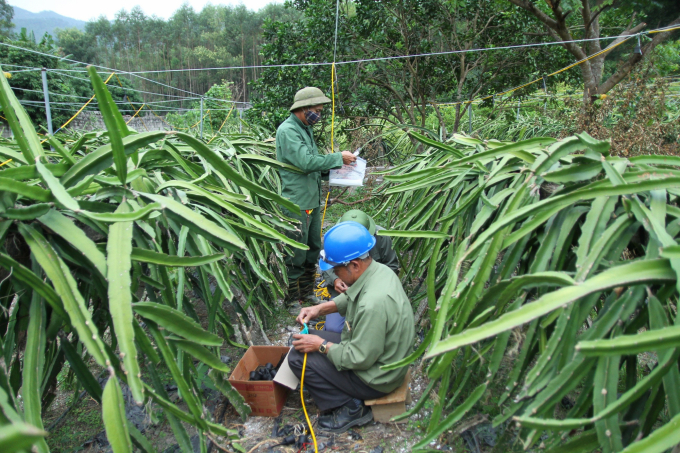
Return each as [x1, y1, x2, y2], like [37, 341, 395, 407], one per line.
[292, 334, 324, 353]
[333, 278, 348, 294]
[296, 306, 320, 326]
[341, 151, 357, 165]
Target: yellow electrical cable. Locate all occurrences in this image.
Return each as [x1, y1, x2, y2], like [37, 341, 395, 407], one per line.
[319, 63, 337, 239]
[145, 104, 177, 129]
[0, 158, 12, 167]
[436, 35, 635, 107]
[208, 103, 236, 144]
[190, 109, 210, 129]
[300, 353, 318, 453]
[330, 62, 336, 153]
[40, 72, 117, 143]
[126, 103, 145, 124]
[648, 25, 680, 34]
[320, 191, 331, 239]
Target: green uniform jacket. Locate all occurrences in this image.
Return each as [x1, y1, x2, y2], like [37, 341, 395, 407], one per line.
[327, 260, 415, 393]
[276, 114, 343, 210]
[322, 226, 399, 286]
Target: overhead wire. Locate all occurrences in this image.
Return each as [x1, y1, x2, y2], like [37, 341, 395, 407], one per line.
[2, 26, 678, 78]
[4, 23, 677, 139]
[436, 32, 639, 107]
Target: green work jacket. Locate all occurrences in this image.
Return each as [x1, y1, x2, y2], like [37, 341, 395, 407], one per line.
[276, 114, 343, 211]
[327, 260, 415, 393]
[322, 226, 399, 287]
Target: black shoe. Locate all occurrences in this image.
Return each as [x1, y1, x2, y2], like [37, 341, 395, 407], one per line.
[317, 402, 373, 434]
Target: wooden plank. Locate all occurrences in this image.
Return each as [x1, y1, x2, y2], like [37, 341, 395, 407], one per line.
[371, 402, 407, 424]
[365, 369, 411, 406]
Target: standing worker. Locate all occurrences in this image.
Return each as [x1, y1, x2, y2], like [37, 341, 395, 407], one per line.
[320, 209, 399, 332]
[276, 87, 356, 312]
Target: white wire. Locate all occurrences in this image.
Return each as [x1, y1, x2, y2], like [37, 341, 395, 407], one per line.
[0, 27, 666, 77]
[18, 100, 193, 109]
[0, 40, 208, 99]
[47, 69, 205, 101]
[110, 33, 641, 74]
[17, 101, 235, 113]
[47, 68, 242, 104]
[9, 85, 205, 107]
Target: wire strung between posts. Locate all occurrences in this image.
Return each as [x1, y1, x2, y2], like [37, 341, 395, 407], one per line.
[103, 35, 644, 73]
[436, 32, 638, 107]
[48, 69, 210, 102]
[3, 26, 679, 79]
[46, 72, 116, 140]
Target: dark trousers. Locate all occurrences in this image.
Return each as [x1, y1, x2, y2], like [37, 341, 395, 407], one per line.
[287, 330, 387, 411]
[283, 208, 322, 284]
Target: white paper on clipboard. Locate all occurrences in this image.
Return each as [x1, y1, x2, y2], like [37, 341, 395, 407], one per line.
[329, 157, 366, 187]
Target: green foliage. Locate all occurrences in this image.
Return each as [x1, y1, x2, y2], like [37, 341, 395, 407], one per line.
[166, 81, 239, 132]
[0, 63, 305, 452]
[507, 0, 680, 100]
[251, 0, 575, 133]
[57, 4, 302, 102]
[377, 128, 680, 451]
[0, 33, 141, 131]
[0, 0, 12, 37]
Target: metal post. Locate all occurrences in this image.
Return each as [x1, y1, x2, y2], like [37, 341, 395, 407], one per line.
[516, 100, 520, 120]
[468, 103, 472, 135]
[239, 108, 243, 133]
[199, 97, 204, 139]
[41, 68, 53, 136]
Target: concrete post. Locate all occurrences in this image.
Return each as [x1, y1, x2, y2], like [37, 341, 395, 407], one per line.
[41, 68, 53, 136]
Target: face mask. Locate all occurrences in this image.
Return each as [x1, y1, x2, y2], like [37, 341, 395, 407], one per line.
[305, 109, 321, 125]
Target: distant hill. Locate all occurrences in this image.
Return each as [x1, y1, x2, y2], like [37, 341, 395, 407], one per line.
[12, 6, 86, 39]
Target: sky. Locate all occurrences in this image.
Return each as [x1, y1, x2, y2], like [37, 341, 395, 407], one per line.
[11, 0, 280, 22]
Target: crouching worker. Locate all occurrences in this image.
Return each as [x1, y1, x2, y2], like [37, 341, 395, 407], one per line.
[288, 221, 415, 433]
[321, 209, 399, 333]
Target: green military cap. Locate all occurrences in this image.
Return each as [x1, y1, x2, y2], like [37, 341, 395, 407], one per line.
[337, 209, 376, 235]
[290, 87, 332, 112]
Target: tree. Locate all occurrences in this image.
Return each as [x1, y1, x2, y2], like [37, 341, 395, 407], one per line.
[251, 0, 575, 135]
[56, 3, 302, 105]
[0, 0, 12, 37]
[1, 32, 141, 131]
[507, 0, 680, 103]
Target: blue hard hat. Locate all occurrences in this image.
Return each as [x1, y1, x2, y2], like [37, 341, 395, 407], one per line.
[318, 221, 376, 271]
